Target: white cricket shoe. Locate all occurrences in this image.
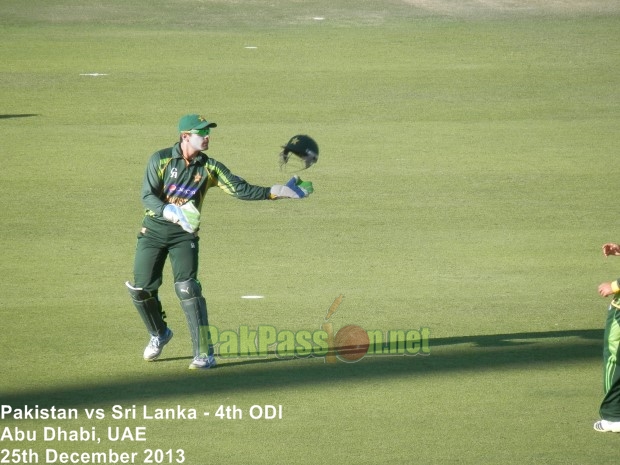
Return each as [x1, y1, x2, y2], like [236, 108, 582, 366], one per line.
[143, 328, 173, 361]
[189, 353, 217, 370]
[593, 419, 620, 432]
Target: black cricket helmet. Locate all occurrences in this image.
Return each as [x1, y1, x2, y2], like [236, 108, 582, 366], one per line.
[279, 135, 319, 170]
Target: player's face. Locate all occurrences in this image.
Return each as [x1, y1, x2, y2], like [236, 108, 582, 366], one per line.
[188, 133, 209, 151]
[183, 128, 210, 152]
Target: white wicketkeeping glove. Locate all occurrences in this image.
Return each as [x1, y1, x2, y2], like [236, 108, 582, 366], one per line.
[180, 202, 201, 231]
[270, 176, 314, 199]
[163, 204, 195, 233]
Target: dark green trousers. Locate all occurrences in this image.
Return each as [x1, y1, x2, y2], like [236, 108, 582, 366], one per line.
[133, 216, 200, 293]
[600, 303, 620, 421]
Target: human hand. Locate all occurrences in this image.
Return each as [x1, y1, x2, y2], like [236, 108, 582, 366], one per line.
[296, 179, 314, 195]
[598, 282, 615, 297]
[602, 243, 620, 257]
[270, 176, 313, 199]
[180, 202, 201, 232]
[163, 204, 195, 233]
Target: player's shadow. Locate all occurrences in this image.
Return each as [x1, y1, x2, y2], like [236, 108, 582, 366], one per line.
[0, 114, 39, 119]
[0, 328, 602, 408]
[154, 328, 601, 368]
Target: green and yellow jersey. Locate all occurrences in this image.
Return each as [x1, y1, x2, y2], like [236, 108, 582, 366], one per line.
[141, 142, 271, 222]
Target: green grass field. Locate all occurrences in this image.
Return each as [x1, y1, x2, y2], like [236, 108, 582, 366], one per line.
[1, 0, 620, 463]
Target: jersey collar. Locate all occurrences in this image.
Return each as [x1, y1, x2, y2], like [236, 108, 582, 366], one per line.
[172, 142, 208, 166]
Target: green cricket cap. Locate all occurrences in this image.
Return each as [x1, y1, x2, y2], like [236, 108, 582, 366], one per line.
[178, 114, 217, 132]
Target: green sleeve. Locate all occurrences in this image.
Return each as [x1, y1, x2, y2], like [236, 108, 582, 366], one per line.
[141, 150, 171, 216]
[208, 159, 271, 200]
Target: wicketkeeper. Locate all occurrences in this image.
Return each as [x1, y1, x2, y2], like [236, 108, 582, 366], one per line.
[125, 114, 317, 369]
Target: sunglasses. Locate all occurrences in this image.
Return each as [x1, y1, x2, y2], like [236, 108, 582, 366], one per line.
[185, 128, 211, 137]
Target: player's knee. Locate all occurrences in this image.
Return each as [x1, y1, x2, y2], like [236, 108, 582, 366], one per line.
[175, 279, 203, 300]
[125, 281, 152, 301]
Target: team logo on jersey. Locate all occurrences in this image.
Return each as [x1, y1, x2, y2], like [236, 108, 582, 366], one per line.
[193, 173, 202, 183]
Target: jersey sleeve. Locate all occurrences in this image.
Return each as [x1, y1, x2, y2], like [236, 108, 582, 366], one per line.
[141, 151, 169, 216]
[207, 159, 271, 200]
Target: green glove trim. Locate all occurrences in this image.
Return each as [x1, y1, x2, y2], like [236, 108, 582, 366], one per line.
[180, 202, 201, 231]
[297, 178, 314, 195]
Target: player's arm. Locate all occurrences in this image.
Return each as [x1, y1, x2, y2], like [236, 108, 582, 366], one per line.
[140, 152, 168, 216]
[209, 160, 312, 200]
[205, 159, 269, 199]
[598, 280, 620, 297]
[597, 243, 620, 297]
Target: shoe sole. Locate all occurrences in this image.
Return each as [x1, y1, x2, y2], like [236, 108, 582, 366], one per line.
[188, 359, 217, 370]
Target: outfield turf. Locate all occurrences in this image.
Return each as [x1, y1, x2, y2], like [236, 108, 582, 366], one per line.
[1, 0, 620, 463]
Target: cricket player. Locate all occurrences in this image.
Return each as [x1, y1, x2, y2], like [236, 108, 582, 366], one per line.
[594, 242, 620, 432]
[125, 114, 317, 370]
